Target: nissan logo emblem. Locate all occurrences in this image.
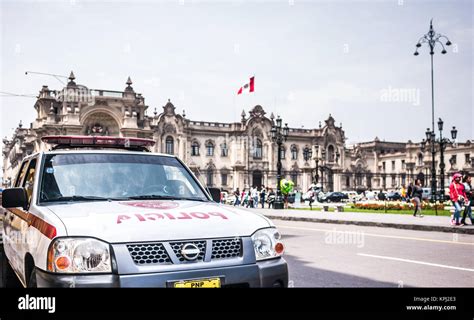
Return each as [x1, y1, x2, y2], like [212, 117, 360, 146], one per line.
[181, 243, 201, 261]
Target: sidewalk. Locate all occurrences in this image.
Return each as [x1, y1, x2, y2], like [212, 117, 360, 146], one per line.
[253, 208, 474, 234]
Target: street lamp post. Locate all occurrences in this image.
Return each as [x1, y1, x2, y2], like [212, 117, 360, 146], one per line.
[414, 19, 452, 206]
[271, 116, 289, 210]
[437, 118, 458, 201]
[320, 149, 326, 191]
[420, 121, 458, 205]
[303, 146, 313, 184]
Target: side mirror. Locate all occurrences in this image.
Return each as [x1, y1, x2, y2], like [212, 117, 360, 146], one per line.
[2, 188, 29, 210]
[208, 187, 221, 203]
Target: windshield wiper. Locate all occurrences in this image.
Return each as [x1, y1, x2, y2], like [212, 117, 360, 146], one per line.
[127, 195, 208, 202]
[44, 195, 122, 203]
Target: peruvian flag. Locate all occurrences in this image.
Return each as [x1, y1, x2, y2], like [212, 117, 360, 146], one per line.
[237, 76, 255, 95]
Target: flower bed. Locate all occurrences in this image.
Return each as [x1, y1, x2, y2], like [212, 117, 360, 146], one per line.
[352, 200, 446, 211]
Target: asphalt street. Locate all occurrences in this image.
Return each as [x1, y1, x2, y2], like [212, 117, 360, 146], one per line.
[275, 220, 474, 287]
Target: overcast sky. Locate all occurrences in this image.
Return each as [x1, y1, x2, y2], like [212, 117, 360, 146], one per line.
[1, 0, 472, 145]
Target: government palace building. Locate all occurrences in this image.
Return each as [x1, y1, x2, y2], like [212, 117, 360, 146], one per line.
[2, 73, 473, 194]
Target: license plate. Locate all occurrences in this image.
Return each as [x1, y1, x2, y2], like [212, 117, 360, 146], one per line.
[173, 278, 221, 288]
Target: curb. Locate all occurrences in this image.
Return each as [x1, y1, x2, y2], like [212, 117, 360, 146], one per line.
[263, 215, 474, 235]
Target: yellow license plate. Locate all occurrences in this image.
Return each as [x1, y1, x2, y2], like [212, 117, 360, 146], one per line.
[174, 278, 221, 288]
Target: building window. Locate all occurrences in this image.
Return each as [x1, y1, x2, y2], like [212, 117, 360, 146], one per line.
[452, 155, 457, 164]
[221, 143, 228, 157]
[382, 162, 386, 171]
[391, 174, 396, 187]
[391, 161, 395, 171]
[346, 176, 350, 187]
[290, 171, 298, 186]
[401, 160, 406, 170]
[465, 154, 471, 165]
[165, 136, 174, 155]
[291, 145, 298, 160]
[417, 154, 423, 166]
[327, 145, 335, 162]
[280, 147, 286, 159]
[402, 174, 406, 185]
[253, 139, 263, 159]
[207, 169, 213, 186]
[206, 142, 214, 156]
[191, 142, 200, 156]
[221, 173, 228, 186]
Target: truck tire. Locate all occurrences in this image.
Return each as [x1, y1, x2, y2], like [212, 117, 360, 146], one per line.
[27, 268, 37, 288]
[1, 246, 21, 287]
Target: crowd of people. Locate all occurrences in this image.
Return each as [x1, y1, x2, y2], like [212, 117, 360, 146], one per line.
[231, 186, 277, 209]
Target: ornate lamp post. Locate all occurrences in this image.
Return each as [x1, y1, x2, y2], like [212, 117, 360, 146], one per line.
[303, 146, 313, 184]
[320, 149, 326, 191]
[271, 116, 289, 210]
[420, 121, 458, 206]
[437, 118, 458, 201]
[414, 19, 452, 205]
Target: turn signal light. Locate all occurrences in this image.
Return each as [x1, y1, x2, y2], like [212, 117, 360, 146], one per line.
[55, 256, 71, 270]
[275, 242, 285, 254]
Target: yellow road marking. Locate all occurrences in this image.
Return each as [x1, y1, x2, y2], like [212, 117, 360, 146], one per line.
[277, 224, 474, 246]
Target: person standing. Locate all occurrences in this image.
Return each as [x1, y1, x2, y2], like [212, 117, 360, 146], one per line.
[406, 182, 414, 202]
[401, 185, 407, 202]
[449, 173, 466, 226]
[267, 188, 275, 209]
[260, 186, 266, 209]
[412, 179, 424, 217]
[461, 174, 473, 225]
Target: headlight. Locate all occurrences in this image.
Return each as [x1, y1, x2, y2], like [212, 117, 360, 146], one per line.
[47, 238, 112, 273]
[251, 228, 284, 261]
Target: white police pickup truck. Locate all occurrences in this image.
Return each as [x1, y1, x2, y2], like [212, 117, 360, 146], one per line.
[1, 136, 287, 288]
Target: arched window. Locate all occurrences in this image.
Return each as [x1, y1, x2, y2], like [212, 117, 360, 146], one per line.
[280, 146, 286, 159]
[327, 145, 335, 162]
[191, 141, 200, 156]
[206, 141, 215, 156]
[254, 139, 263, 159]
[291, 145, 298, 160]
[165, 136, 174, 155]
[221, 143, 228, 157]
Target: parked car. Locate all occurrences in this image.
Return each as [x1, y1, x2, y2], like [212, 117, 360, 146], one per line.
[1, 135, 288, 288]
[386, 191, 402, 201]
[320, 192, 348, 203]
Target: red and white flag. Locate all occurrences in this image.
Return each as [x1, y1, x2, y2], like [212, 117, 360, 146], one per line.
[237, 76, 255, 95]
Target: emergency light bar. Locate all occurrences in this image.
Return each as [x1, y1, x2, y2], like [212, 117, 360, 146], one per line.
[41, 135, 155, 151]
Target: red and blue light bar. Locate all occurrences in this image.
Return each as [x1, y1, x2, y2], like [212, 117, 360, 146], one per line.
[41, 135, 155, 149]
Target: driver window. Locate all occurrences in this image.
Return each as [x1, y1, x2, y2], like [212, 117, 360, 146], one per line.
[15, 160, 29, 187]
[22, 158, 38, 206]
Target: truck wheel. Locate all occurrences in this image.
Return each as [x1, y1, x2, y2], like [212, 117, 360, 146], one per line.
[1, 247, 21, 287]
[27, 268, 37, 288]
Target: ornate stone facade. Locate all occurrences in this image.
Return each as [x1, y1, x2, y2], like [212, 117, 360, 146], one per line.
[2, 73, 473, 193]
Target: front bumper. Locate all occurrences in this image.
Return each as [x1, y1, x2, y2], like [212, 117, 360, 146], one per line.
[35, 258, 288, 288]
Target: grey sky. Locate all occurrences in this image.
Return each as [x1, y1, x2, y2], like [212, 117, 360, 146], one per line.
[1, 0, 472, 145]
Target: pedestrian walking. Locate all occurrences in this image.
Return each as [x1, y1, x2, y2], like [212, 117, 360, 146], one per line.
[449, 172, 466, 226]
[461, 174, 473, 225]
[233, 188, 241, 206]
[411, 179, 424, 217]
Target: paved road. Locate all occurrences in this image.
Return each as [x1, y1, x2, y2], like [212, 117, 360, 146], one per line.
[275, 220, 474, 287]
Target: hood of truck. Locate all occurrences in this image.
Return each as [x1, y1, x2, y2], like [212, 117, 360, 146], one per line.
[45, 200, 272, 243]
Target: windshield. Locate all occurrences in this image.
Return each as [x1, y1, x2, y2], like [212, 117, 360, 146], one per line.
[39, 153, 209, 203]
